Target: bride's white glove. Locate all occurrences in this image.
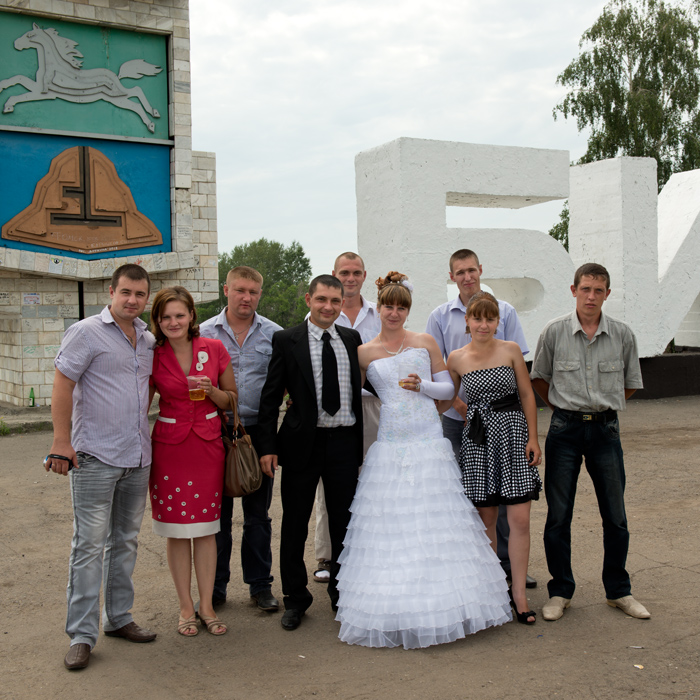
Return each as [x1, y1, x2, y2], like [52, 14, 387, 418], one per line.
[417, 370, 454, 400]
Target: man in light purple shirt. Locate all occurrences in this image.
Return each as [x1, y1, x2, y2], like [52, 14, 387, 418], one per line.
[425, 249, 536, 588]
[46, 265, 156, 671]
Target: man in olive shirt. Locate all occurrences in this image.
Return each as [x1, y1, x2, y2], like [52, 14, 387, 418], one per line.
[531, 263, 649, 621]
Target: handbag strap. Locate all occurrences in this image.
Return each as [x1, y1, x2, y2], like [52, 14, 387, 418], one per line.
[223, 390, 248, 437]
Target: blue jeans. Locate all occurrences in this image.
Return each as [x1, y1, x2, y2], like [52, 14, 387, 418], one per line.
[543, 409, 631, 600]
[215, 424, 274, 598]
[66, 454, 150, 649]
[442, 415, 511, 570]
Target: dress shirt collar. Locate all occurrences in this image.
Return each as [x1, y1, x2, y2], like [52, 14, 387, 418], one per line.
[102, 305, 147, 337]
[339, 296, 374, 326]
[570, 309, 609, 339]
[308, 320, 339, 341]
[214, 307, 263, 333]
[448, 295, 468, 313]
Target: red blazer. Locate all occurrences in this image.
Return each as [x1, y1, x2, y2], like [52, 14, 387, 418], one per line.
[151, 336, 230, 445]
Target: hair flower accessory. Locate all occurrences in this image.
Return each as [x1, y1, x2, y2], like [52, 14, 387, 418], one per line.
[401, 279, 414, 292]
[195, 350, 209, 372]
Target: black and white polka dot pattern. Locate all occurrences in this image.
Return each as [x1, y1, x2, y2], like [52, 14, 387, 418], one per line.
[458, 366, 542, 507]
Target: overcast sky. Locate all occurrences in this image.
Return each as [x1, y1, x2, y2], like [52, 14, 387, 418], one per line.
[188, 0, 608, 277]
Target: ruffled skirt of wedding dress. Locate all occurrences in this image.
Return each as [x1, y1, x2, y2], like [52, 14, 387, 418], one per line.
[336, 436, 512, 649]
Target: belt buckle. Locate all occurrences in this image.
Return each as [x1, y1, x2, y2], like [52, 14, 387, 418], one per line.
[582, 414, 593, 421]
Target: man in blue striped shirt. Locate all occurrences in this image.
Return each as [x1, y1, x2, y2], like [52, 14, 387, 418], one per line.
[47, 264, 156, 671]
[200, 266, 282, 614]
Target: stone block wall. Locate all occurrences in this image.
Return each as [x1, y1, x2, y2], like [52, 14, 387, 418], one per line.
[0, 1, 219, 406]
[0, 151, 217, 406]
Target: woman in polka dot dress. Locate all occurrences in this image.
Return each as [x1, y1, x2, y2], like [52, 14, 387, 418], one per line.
[446, 292, 542, 626]
[148, 287, 237, 637]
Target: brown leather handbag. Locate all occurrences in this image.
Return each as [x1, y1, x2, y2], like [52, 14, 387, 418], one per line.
[221, 390, 263, 498]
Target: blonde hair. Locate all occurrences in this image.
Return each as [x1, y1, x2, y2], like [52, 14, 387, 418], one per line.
[333, 251, 365, 271]
[375, 271, 412, 310]
[226, 266, 263, 287]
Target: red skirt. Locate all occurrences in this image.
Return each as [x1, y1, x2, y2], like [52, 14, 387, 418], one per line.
[149, 431, 225, 538]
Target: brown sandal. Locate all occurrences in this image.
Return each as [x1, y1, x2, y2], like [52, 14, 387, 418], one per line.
[199, 614, 227, 636]
[178, 614, 198, 637]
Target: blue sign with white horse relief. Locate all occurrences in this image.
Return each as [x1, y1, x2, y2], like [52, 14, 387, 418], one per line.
[0, 13, 172, 260]
[0, 14, 169, 140]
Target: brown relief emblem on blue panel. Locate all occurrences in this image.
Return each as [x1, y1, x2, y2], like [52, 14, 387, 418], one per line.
[1, 146, 163, 254]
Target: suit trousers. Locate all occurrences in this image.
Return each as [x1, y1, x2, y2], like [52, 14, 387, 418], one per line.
[280, 426, 359, 612]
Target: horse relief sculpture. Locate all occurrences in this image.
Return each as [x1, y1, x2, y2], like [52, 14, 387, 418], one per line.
[0, 23, 162, 133]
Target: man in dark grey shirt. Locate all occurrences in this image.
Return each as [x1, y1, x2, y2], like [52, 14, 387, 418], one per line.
[531, 263, 648, 621]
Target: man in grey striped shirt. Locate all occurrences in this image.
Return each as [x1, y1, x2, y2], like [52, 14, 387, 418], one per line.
[46, 264, 157, 671]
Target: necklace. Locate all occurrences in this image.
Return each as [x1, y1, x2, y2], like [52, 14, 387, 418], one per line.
[231, 322, 252, 343]
[379, 332, 406, 356]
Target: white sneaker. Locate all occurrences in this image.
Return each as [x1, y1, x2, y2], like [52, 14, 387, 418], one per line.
[606, 595, 651, 619]
[542, 596, 571, 621]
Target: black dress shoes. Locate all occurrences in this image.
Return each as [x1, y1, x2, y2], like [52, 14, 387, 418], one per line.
[104, 621, 157, 643]
[281, 609, 304, 631]
[64, 643, 90, 670]
[251, 590, 280, 612]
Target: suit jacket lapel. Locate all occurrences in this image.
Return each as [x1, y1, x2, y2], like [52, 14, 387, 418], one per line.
[291, 322, 316, 396]
[158, 341, 189, 383]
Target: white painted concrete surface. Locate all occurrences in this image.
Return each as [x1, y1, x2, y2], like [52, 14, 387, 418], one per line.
[357, 138, 700, 358]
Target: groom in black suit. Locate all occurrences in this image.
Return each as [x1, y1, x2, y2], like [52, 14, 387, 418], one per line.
[258, 275, 364, 630]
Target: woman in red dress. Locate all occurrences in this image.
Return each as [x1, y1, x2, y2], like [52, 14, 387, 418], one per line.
[149, 286, 237, 636]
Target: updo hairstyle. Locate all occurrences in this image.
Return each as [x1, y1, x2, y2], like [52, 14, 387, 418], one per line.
[465, 291, 499, 334]
[375, 271, 412, 310]
[150, 285, 200, 346]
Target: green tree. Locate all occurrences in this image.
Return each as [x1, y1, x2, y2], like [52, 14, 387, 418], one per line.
[549, 200, 570, 251]
[198, 238, 312, 328]
[550, 0, 700, 243]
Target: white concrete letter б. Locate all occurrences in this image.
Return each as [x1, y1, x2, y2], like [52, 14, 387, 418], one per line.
[356, 137, 573, 355]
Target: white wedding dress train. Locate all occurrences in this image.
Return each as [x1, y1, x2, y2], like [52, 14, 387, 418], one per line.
[335, 347, 512, 649]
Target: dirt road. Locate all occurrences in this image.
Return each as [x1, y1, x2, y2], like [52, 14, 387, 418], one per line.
[1, 397, 698, 700]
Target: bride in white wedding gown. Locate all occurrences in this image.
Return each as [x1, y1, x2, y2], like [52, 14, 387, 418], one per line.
[335, 272, 511, 649]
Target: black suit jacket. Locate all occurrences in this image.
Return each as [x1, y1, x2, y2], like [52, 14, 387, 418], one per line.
[257, 321, 364, 469]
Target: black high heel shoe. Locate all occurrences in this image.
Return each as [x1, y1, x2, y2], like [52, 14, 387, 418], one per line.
[509, 589, 537, 625]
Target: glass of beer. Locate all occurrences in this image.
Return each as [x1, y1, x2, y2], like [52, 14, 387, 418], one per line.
[187, 375, 207, 401]
[398, 361, 419, 389]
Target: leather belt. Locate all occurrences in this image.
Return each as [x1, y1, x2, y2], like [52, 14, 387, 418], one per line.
[557, 408, 617, 422]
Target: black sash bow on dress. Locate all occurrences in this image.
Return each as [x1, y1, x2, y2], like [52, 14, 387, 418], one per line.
[467, 392, 521, 446]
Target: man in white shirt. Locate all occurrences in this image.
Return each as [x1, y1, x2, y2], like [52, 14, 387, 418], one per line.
[313, 253, 381, 583]
[425, 249, 536, 588]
